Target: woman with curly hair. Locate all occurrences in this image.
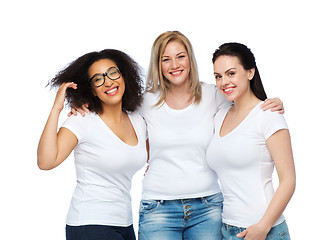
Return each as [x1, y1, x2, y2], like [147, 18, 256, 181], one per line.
[37, 49, 147, 240]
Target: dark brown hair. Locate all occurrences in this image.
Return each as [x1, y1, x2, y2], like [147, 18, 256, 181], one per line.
[212, 42, 267, 101]
[48, 49, 144, 113]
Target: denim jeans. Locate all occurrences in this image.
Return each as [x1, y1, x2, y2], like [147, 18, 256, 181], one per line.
[138, 192, 223, 240]
[66, 224, 136, 240]
[222, 220, 290, 240]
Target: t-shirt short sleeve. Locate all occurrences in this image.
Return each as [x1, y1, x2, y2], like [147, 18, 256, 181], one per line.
[258, 110, 288, 140]
[61, 114, 90, 143]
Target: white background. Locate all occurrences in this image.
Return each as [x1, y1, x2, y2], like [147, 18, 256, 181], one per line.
[1, 0, 334, 239]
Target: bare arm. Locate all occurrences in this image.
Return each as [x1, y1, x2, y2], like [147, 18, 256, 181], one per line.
[146, 139, 150, 162]
[37, 82, 78, 170]
[237, 129, 296, 240]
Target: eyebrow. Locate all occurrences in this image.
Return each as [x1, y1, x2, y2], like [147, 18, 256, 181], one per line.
[213, 68, 236, 75]
[162, 51, 186, 58]
[224, 68, 236, 73]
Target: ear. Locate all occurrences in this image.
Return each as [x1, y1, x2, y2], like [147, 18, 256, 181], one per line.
[248, 68, 255, 80]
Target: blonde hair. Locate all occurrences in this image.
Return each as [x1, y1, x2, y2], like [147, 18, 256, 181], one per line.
[146, 31, 202, 106]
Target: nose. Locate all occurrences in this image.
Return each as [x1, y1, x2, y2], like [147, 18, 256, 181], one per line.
[104, 76, 114, 87]
[219, 76, 229, 88]
[171, 58, 179, 69]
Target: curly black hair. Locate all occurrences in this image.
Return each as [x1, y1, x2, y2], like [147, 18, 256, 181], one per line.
[48, 49, 144, 113]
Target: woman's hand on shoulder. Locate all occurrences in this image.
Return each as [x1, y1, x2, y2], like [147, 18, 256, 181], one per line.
[261, 98, 284, 114]
[68, 103, 90, 117]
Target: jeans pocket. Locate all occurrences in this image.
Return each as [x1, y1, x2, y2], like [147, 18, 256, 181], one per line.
[204, 192, 223, 208]
[280, 230, 291, 240]
[267, 221, 291, 240]
[139, 200, 160, 215]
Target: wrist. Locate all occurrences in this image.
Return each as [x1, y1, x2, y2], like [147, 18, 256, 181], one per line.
[50, 106, 63, 115]
[257, 220, 272, 234]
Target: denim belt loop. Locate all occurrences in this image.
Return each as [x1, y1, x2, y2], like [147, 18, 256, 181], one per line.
[159, 200, 164, 205]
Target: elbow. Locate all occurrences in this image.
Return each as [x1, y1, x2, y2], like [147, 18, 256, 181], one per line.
[37, 155, 55, 171]
[37, 161, 53, 170]
[291, 177, 296, 195]
[286, 175, 296, 197]
[38, 164, 52, 171]
[280, 174, 296, 197]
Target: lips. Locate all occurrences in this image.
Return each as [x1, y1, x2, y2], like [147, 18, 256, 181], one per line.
[170, 70, 183, 76]
[105, 87, 118, 96]
[223, 86, 235, 95]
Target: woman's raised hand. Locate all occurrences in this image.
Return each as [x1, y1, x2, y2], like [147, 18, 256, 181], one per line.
[52, 82, 77, 112]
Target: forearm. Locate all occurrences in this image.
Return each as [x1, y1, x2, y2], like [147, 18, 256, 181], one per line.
[258, 178, 296, 232]
[37, 108, 61, 170]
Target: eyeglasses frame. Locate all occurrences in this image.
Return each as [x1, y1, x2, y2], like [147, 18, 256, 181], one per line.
[89, 67, 121, 87]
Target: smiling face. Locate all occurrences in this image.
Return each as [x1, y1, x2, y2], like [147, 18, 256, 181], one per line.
[88, 59, 125, 110]
[161, 40, 191, 88]
[214, 55, 255, 103]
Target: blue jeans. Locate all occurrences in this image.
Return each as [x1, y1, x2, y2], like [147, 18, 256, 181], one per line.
[66, 224, 136, 240]
[222, 220, 290, 240]
[138, 192, 223, 240]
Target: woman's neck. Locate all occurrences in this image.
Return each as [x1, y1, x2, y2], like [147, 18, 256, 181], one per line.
[100, 104, 125, 123]
[232, 91, 261, 113]
[165, 83, 194, 110]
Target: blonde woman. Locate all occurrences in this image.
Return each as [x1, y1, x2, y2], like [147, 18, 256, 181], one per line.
[137, 31, 284, 240]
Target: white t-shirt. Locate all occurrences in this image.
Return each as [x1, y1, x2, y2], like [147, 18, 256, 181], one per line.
[206, 101, 288, 228]
[139, 83, 229, 200]
[61, 112, 147, 227]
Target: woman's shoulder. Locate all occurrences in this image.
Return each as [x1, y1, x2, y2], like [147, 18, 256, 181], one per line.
[63, 112, 97, 128]
[141, 90, 161, 109]
[128, 111, 144, 123]
[200, 82, 217, 93]
[255, 102, 285, 121]
[143, 90, 160, 102]
[253, 102, 288, 138]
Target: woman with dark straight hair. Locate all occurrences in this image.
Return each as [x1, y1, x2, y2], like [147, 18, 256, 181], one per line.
[207, 42, 295, 240]
[212, 42, 267, 101]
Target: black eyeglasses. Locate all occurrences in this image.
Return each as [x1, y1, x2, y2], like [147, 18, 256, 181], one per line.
[89, 67, 121, 87]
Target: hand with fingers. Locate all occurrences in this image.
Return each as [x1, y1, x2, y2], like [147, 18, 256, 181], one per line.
[236, 223, 268, 240]
[261, 98, 284, 114]
[53, 82, 77, 113]
[68, 103, 90, 117]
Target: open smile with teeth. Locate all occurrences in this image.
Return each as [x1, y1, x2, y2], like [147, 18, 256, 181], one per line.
[170, 70, 183, 76]
[223, 87, 235, 94]
[105, 87, 118, 95]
